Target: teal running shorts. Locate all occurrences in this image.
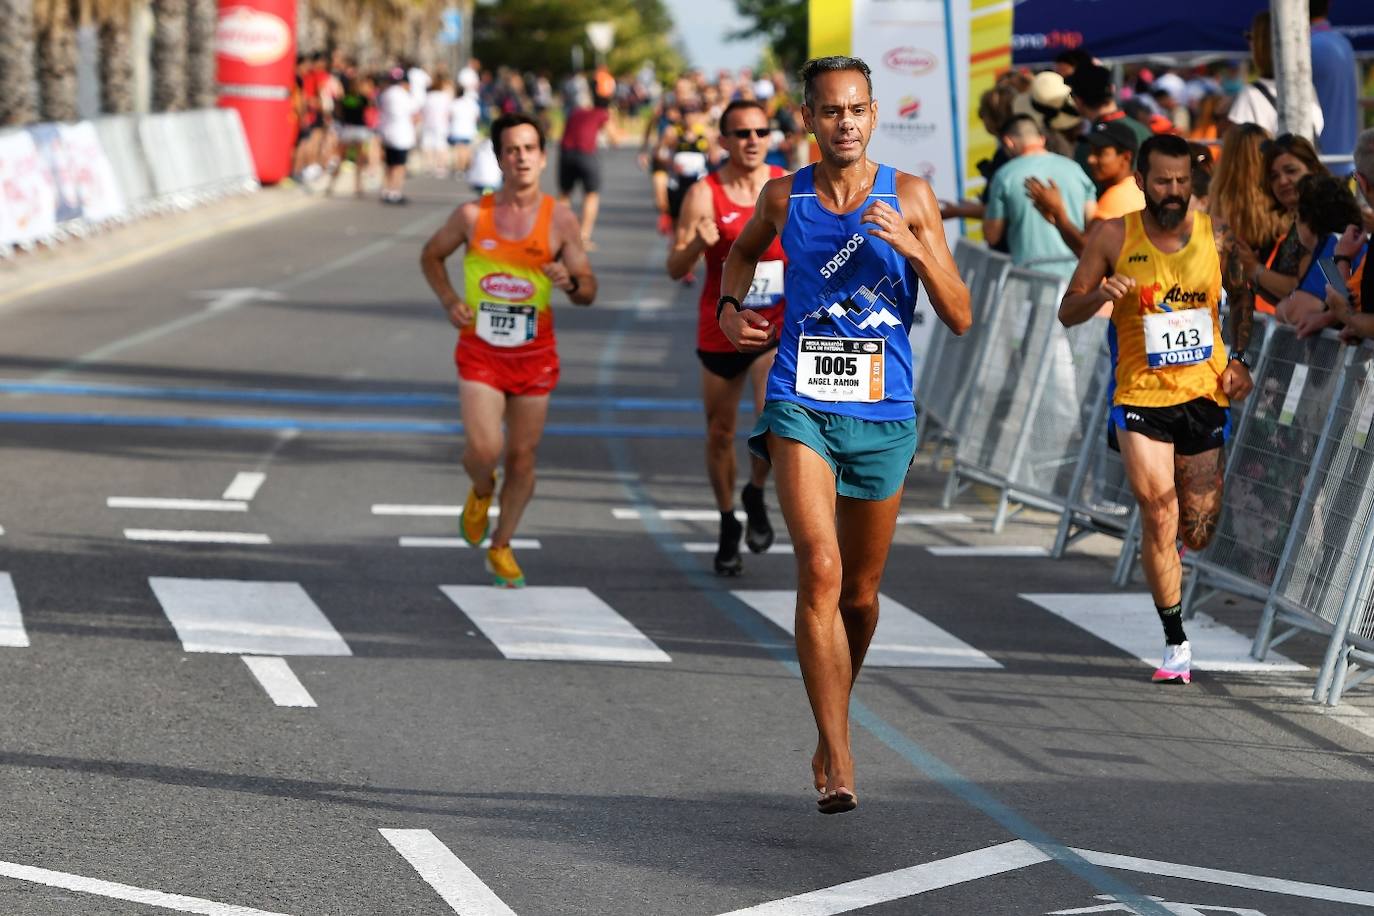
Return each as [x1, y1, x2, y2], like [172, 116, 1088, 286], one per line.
[748, 400, 917, 501]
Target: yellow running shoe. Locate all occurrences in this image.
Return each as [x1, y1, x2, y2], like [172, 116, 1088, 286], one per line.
[461, 482, 494, 546]
[485, 545, 525, 588]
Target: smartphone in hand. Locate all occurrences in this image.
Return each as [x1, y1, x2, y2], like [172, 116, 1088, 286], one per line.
[1318, 256, 1352, 300]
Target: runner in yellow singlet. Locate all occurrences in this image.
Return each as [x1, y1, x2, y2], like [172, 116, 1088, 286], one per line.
[1060, 133, 1255, 686]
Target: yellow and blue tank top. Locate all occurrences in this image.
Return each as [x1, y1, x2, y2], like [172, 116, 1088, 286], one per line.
[770, 164, 920, 421]
[1108, 209, 1227, 410]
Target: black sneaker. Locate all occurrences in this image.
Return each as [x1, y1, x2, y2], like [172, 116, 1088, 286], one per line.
[741, 483, 774, 553]
[714, 511, 744, 576]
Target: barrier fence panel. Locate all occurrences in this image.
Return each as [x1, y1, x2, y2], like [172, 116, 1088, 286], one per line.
[92, 115, 157, 218]
[1181, 326, 1352, 616]
[915, 238, 976, 448]
[946, 266, 1066, 527]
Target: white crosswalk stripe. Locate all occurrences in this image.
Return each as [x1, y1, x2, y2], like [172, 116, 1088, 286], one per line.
[732, 590, 1002, 668]
[0, 573, 29, 648]
[439, 586, 671, 663]
[148, 577, 352, 656]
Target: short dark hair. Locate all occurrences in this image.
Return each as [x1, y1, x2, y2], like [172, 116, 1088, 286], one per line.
[490, 112, 546, 156]
[999, 113, 1042, 140]
[1310, 0, 1330, 20]
[1066, 64, 1114, 108]
[1054, 49, 1094, 73]
[1137, 133, 1192, 177]
[719, 99, 769, 135]
[1296, 173, 1361, 236]
[799, 56, 872, 109]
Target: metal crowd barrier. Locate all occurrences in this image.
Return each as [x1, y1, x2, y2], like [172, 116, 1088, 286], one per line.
[917, 243, 1374, 706]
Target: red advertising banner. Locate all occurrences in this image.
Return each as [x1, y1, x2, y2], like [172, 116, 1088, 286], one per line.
[216, 0, 295, 184]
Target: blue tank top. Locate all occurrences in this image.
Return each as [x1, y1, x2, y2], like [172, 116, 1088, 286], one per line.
[768, 164, 920, 421]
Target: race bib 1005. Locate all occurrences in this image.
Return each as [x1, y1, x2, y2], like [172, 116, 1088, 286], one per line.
[1143, 308, 1213, 369]
[795, 336, 884, 402]
[744, 259, 785, 309]
[476, 302, 536, 347]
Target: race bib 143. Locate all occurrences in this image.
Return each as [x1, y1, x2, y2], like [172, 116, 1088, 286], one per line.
[1143, 308, 1213, 369]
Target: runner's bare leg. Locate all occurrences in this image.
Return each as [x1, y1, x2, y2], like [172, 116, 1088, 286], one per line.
[459, 380, 505, 500]
[489, 393, 550, 547]
[1119, 431, 1183, 606]
[746, 353, 775, 490]
[701, 368, 750, 512]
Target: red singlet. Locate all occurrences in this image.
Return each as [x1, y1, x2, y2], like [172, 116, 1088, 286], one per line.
[697, 167, 787, 353]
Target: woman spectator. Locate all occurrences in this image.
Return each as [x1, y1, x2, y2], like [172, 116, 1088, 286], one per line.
[1235, 133, 1331, 313]
[1226, 10, 1324, 138]
[1188, 142, 1214, 211]
[1277, 175, 1365, 332]
[1209, 125, 1281, 280]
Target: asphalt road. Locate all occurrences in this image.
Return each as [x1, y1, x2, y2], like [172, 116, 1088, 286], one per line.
[0, 150, 1371, 916]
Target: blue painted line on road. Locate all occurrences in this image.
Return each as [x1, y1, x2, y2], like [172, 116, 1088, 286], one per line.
[0, 410, 706, 439]
[596, 240, 1172, 914]
[0, 379, 726, 413]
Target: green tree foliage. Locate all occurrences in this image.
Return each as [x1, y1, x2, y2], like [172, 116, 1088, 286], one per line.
[473, 0, 684, 77]
[731, 0, 806, 76]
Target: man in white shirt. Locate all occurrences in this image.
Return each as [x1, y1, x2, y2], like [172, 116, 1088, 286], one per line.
[378, 68, 419, 204]
[1226, 11, 1324, 138]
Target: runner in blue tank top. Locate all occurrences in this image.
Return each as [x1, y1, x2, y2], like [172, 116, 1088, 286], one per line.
[718, 56, 972, 815]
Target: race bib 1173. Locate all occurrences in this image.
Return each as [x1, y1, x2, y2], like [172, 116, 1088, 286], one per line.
[476, 302, 536, 347]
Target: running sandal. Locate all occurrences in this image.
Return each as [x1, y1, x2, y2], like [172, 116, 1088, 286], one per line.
[461, 481, 494, 546]
[485, 545, 526, 588]
[714, 512, 744, 576]
[741, 483, 774, 553]
[1152, 640, 1192, 684]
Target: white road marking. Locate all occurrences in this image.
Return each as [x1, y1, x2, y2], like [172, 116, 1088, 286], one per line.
[683, 542, 793, 554]
[1021, 593, 1305, 672]
[0, 857, 290, 915]
[240, 656, 317, 707]
[927, 545, 1050, 557]
[380, 829, 517, 916]
[192, 287, 288, 313]
[125, 530, 272, 545]
[613, 507, 745, 521]
[896, 512, 974, 525]
[0, 573, 29, 647]
[222, 472, 267, 501]
[733, 590, 1002, 668]
[1072, 847, 1374, 907]
[149, 577, 352, 656]
[712, 840, 1050, 915]
[108, 497, 248, 512]
[373, 504, 499, 517]
[440, 586, 671, 663]
[399, 537, 541, 549]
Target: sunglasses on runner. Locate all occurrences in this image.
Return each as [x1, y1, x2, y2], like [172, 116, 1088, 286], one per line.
[727, 128, 770, 139]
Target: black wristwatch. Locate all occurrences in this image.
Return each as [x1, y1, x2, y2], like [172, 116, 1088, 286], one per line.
[716, 295, 741, 321]
[1228, 350, 1251, 369]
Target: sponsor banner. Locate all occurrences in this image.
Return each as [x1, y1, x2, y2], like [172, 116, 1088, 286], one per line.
[217, 0, 296, 184]
[57, 122, 126, 223]
[0, 131, 58, 247]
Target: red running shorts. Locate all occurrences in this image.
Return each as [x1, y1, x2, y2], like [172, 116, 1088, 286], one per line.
[455, 342, 560, 397]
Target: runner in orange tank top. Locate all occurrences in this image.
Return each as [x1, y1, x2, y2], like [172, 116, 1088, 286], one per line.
[667, 99, 787, 576]
[1060, 134, 1255, 686]
[420, 113, 597, 588]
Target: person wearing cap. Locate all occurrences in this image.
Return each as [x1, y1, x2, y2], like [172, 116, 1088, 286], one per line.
[1027, 70, 1083, 158]
[983, 114, 1096, 279]
[1026, 119, 1145, 257]
[1067, 64, 1152, 190]
[1151, 72, 1191, 134]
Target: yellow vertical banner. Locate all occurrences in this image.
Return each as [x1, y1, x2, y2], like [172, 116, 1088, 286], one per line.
[964, 0, 1012, 240]
[809, 0, 853, 59]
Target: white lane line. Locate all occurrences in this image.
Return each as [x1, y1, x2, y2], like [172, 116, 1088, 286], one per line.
[109, 497, 248, 512]
[0, 573, 29, 648]
[896, 512, 974, 526]
[683, 542, 793, 554]
[380, 829, 517, 916]
[927, 545, 1050, 557]
[240, 656, 317, 707]
[0, 858, 290, 915]
[222, 472, 266, 502]
[1021, 593, 1305, 672]
[149, 578, 352, 656]
[440, 586, 671, 663]
[1072, 847, 1374, 907]
[733, 590, 1002, 668]
[399, 537, 542, 549]
[613, 507, 745, 521]
[712, 840, 1049, 915]
[373, 504, 499, 517]
[125, 530, 272, 545]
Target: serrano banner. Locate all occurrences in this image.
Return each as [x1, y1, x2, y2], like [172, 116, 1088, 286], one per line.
[216, 0, 296, 184]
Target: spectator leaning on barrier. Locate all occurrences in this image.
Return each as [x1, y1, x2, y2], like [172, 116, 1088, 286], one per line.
[1025, 119, 1145, 257]
[1235, 133, 1331, 313]
[1208, 124, 1282, 263]
[1310, 0, 1359, 174]
[938, 83, 1018, 246]
[1276, 174, 1364, 332]
[1066, 64, 1153, 190]
[1322, 128, 1374, 339]
[983, 114, 1097, 278]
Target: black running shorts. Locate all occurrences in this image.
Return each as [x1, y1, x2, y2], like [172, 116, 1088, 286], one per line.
[1107, 397, 1231, 456]
[697, 346, 775, 381]
[558, 148, 602, 194]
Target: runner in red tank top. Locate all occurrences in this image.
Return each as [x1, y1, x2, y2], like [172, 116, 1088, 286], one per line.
[667, 99, 788, 575]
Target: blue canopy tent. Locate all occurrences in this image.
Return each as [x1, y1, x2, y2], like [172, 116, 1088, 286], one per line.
[1012, 0, 1374, 64]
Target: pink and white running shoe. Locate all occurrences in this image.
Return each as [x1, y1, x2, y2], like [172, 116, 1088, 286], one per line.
[1152, 640, 1192, 684]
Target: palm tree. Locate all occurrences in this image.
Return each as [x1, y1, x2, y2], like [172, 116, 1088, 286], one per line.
[186, 0, 215, 107]
[152, 0, 188, 111]
[35, 0, 79, 122]
[0, 0, 39, 125]
[93, 0, 136, 113]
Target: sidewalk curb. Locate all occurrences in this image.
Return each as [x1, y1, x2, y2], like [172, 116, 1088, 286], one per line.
[0, 188, 324, 310]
